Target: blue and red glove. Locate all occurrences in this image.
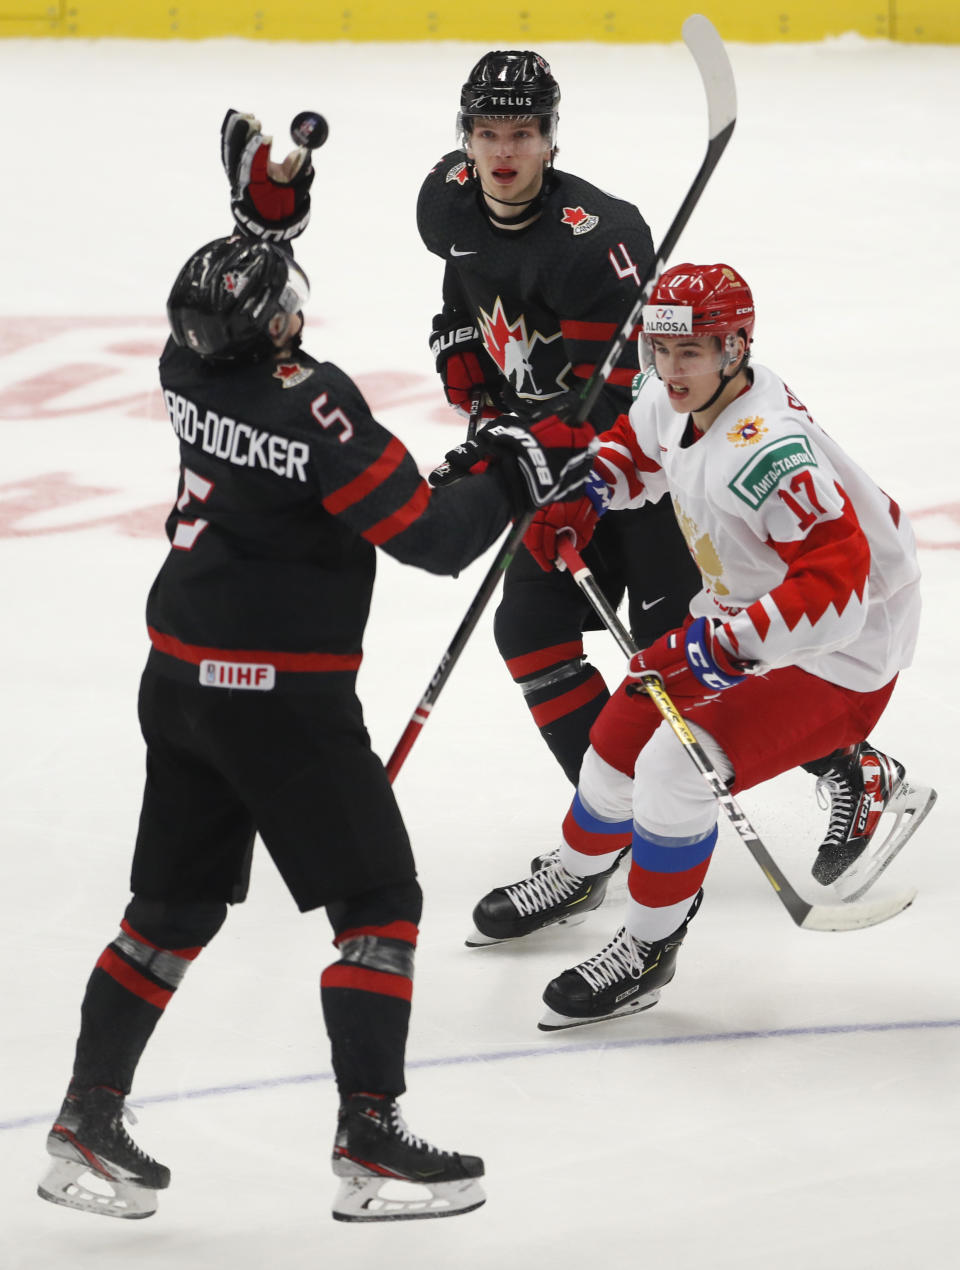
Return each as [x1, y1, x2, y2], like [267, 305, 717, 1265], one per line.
[627, 616, 750, 701]
[429, 314, 501, 422]
[524, 467, 612, 572]
[221, 109, 314, 242]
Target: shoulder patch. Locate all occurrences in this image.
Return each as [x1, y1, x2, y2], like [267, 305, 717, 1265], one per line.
[560, 206, 599, 235]
[728, 434, 818, 509]
[273, 362, 314, 389]
[446, 161, 470, 186]
[726, 416, 767, 447]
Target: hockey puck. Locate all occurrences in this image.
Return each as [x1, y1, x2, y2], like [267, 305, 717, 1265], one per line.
[290, 111, 329, 150]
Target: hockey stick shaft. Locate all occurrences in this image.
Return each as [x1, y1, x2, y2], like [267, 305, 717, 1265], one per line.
[466, 390, 484, 443]
[555, 537, 916, 932]
[384, 512, 530, 783]
[385, 15, 734, 784]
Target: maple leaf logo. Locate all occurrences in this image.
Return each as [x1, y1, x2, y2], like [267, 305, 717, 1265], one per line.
[476, 297, 563, 398]
[560, 205, 599, 235]
[272, 362, 314, 388]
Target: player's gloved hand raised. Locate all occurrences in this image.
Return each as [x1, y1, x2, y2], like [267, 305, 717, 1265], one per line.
[627, 616, 750, 702]
[524, 468, 612, 572]
[429, 314, 501, 422]
[221, 109, 314, 242]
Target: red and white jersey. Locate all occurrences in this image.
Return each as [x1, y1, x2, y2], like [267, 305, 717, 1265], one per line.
[593, 364, 920, 691]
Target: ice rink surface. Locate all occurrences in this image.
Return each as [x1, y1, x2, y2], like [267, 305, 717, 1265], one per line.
[1, 30, 958, 1270]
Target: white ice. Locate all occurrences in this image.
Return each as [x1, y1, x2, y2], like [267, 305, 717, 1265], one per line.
[1, 32, 958, 1270]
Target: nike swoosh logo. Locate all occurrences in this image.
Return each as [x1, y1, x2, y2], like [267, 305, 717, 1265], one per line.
[641, 597, 665, 611]
[450, 246, 477, 256]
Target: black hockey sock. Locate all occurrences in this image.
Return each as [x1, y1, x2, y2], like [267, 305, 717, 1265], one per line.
[320, 921, 417, 1097]
[70, 911, 211, 1093]
[525, 666, 609, 785]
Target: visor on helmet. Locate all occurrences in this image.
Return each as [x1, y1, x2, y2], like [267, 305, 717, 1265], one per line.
[277, 260, 310, 316]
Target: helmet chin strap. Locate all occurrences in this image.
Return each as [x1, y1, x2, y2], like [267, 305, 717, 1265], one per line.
[469, 161, 553, 224]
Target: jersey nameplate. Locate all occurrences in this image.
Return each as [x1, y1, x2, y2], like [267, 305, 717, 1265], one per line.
[200, 660, 276, 690]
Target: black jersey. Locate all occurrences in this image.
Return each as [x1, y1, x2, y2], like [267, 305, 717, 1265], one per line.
[149, 338, 511, 690]
[417, 153, 654, 434]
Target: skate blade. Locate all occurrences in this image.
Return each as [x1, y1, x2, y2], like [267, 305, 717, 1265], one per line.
[38, 1158, 158, 1219]
[332, 1174, 486, 1222]
[464, 909, 594, 948]
[833, 783, 937, 902]
[538, 989, 661, 1031]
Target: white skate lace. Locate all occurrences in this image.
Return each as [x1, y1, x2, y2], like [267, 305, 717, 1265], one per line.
[389, 1104, 446, 1157]
[575, 927, 651, 992]
[815, 769, 857, 850]
[505, 858, 583, 915]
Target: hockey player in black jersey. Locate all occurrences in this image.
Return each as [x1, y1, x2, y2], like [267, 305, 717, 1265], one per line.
[37, 117, 593, 1225]
[420, 51, 927, 945]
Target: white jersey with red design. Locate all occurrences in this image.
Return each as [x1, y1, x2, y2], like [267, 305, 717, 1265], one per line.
[593, 364, 920, 691]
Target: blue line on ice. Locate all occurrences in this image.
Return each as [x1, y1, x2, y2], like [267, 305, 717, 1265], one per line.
[5, 1015, 958, 1133]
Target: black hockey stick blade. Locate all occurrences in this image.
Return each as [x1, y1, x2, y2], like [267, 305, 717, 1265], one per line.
[555, 539, 917, 932]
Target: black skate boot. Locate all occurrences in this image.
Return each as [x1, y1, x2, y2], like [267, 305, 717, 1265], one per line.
[37, 1085, 170, 1219]
[538, 890, 703, 1030]
[807, 743, 936, 899]
[467, 849, 627, 947]
[331, 1094, 485, 1222]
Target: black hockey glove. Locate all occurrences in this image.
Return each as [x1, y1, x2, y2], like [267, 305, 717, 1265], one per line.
[429, 313, 502, 423]
[221, 109, 313, 242]
[430, 415, 593, 511]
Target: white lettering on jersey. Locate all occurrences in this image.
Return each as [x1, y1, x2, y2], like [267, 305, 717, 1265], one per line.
[162, 392, 309, 482]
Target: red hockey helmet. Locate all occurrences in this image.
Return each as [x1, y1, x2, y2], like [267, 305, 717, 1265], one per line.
[642, 263, 755, 346]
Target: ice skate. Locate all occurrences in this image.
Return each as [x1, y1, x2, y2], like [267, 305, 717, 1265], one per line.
[331, 1094, 485, 1222]
[37, 1086, 170, 1219]
[808, 744, 936, 901]
[539, 891, 703, 1030]
[466, 849, 625, 947]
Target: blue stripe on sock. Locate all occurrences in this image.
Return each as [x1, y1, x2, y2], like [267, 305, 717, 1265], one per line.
[632, 824, 718, 874]
[570, 791, 632, 836]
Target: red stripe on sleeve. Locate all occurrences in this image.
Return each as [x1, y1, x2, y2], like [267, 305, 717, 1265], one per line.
[362, 481, 431, 546]
[96, 948, 173, 1009]
[561, 319, 639, 343]
[323, 436, 408, 516]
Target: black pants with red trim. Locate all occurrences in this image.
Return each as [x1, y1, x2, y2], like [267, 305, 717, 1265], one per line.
[66, 667, 424, 1099]
[494, 499, 700, 784]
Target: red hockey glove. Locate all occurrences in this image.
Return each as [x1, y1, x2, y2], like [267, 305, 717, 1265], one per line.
[525, 467, 612, 571]
[429, 314, 501, 422]
[221, 109, 314, 242]
[627, 616, 750, 702]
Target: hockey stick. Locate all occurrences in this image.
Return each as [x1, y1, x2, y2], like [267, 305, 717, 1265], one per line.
[385, 14, 736, 785]
[555, 537, 917, 932]
[466, 390, 484, 443]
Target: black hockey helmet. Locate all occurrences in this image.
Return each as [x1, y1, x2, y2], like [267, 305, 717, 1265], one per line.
[458, 50, 560, 141]
[166, 237, 310, 364]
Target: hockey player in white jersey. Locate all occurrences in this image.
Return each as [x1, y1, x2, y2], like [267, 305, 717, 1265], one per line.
[509, 262, 935, 1027]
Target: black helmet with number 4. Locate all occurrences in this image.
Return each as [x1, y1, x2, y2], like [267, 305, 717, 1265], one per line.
[458, 50, 560, 142]
[166, 236, 310, 364]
